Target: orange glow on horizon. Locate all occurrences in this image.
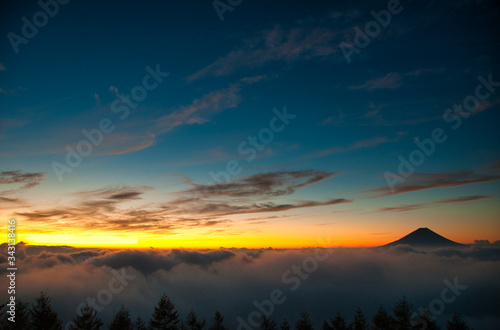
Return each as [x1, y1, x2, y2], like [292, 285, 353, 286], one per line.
[2, 231, 391, 249]
[2, 212, 493, 250]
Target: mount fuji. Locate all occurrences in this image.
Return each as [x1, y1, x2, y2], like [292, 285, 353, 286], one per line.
[380, 227, 463, 248]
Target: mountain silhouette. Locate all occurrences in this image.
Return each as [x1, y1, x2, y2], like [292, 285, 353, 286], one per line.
[381, 227, 463, 248]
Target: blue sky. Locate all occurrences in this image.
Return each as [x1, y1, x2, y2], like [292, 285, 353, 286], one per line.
[1, 0, 500, 247]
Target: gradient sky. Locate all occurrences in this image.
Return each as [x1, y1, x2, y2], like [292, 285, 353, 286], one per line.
[1, 0, 499, 248]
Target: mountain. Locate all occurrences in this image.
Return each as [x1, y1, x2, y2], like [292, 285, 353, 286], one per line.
[380, 227, 463, 248]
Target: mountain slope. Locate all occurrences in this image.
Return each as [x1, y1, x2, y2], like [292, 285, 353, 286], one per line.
[381, 227, 463, 248]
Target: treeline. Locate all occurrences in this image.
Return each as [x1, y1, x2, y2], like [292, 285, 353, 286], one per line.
[1, 292, 472, 330]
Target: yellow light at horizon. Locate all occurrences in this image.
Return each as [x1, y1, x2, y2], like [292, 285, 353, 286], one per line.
[22, 234, 138, 247]
[0, 231, 388, 249]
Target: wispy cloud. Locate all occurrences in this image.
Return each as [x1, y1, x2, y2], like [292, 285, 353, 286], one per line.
[187, 25, 340, 82]
[350, 68, 444, 92]
[16, 185, 170, 234]
[182, 170, 337, 198]
[349, 72, 402, 91]
[0, 196, 27, 210]
[103, 133, 156, 155]
[0, 170, 46, 195]
[156, 86, 241, 133]
[194, 198, 353, 216]
[379, 195, 491, 212]
[308, 135, 403, 158]
[168, 170, 350, 217]
[15, 170, 350, 234]
[0, 118, 28, 139]
[0, 196, 23, 203]
[18, 186, 152, 221]
[320, 109, 346, 126]
[357, 101, 441, 127]
[366, 167, 500, 197]
[103, 84, 242, 155]
[471, 98, 500, 114]
[239, 75, 268, 84]
[93, 93, 100, 107]
[71, 185, 152, 200]
[43, 84, 241, 157]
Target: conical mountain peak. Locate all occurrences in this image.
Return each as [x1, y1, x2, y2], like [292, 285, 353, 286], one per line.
[381, 228, 462, 248]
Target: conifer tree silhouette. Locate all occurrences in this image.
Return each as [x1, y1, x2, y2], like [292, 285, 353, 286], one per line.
[280, 319, 291, 330]
[185, 309, 206, 330]
[446, 313, 470, 330]
[0, 299, 31, 329]
[0, 291, 479, 330]
[294, 311, 314, 330]
[109, 305, 133, 330]
[371, 305, 395, 330]
[324, 310, 348, 330]
[412, 309, 438, 330]
[351, 308, 368, 330]
[30, 292, 63, 330]
[322, 320, 333, 330]
[393, 297, 413, 330]
[149, 294, 180, 330]
[134, 315, 148, 330]
[209, 311, 226, 330]
[69, 304, 103, 330]
[259, 314, 277, 330]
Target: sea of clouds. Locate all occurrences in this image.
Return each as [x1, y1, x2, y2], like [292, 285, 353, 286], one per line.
[1, 242, 500, 329]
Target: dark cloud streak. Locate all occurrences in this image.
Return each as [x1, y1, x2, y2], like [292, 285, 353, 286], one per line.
[379, 195, 491, 212]
[0, 170, 46, 195]
[366, 169, 500, 198]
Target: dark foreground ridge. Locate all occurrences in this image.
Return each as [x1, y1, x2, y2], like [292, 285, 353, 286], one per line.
[380, 227, 463, 248]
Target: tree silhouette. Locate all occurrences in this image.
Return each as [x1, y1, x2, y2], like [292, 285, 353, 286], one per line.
[324, 310, 348, 330]
[294, 312, 314, 330]
[149, 294, 180, 330]
[209, 311, 226, 330]
[259, 314, 277, 330]
[184, 309, 206, 330]
[0, 291, 478, 330]
[371, 305, 394, 330]
[351, 308, 368, 330]
[30, 292, 63, 330]
[134, 315, 148, 330]
[393, 297, 413, 330]
[412, 309, 438, 330]
[109, 306, 133, 330]
[69, 304, 103, 330]
[1, 299, 31, 329]
[280, 319, 291, 330]
[322, 320, 333, 330]
[446, 313, 470, 330]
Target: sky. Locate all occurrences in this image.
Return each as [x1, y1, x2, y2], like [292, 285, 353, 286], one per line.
[1, 0, 500, 249]
[1, 1, 500, 329]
